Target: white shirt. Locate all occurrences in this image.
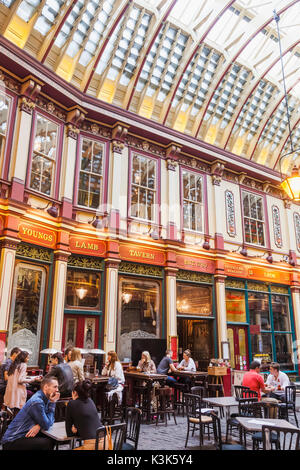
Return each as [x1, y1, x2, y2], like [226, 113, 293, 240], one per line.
[102, 361, 125, 385]
[178, 358, 196, 372]
[266, 370, 290, 390]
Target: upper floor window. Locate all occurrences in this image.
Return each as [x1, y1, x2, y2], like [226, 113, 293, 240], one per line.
[30, 114, 58, 196]
[0, 92, 11, 168]
[77, 138, 104, 209]
[130, 154, 156, 221]
[182, 170, 203, 232]
[242, 191, 265, 246]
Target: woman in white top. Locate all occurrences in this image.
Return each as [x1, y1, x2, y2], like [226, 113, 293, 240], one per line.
[68, 348, 85, 383]
[177, 349, 196, 372]
[102, 350, 125, 403]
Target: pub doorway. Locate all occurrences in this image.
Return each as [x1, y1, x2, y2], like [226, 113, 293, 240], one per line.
[177, 318, 214, 370]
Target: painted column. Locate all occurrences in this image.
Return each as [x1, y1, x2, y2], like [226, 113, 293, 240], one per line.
[283, 199, 297, 265]
[166, 144, 181, 240]
[0, 238, 19, 361]
[9, 78, 43, 201]
[165, 266, 178, 357]
[291, 286, 300, 374]
[48, 250, 70, 350]
[107, 124, 129, 234]
[215, 274, 228, 356]
[60, 108, 86, 219]
[211, 161, 225, 250]
[103, 259, 120, 353]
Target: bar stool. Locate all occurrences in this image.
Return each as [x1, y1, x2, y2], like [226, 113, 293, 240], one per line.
[173, 382, 187, 416]
[153, 387, 177, 426]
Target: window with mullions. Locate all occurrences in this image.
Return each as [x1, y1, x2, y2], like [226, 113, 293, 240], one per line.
[249, 289, 294, 370]
[130, 154, 156, 221]
[0, 92, 11, 168]
[77, 138, 103, 209]
[30, 114, 58, 196]
[182, 170, 203, 232]
[242, 191, 265, 246]
[66, 269, 100, 309]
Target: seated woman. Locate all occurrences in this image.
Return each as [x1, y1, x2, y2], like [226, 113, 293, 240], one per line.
[102, 351, 125, 404]
[177, 349, 196, 387]
[68, 348, 85, 383]
[177, 349, 196, 372]
[137, 351, 157, 374]
[66, 379, 102, 450]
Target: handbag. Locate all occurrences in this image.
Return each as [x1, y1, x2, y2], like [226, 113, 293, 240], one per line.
[106, 377, 119, 391]
[105, 426, 113, 450]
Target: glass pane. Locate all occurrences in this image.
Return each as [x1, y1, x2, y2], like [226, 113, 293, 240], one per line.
[248, 292, 271, 330]
[271, 295, 291, 331]
[118, 278, 160, 360]
[274, 333, 294, 370]
[81, 139, 92, 171]
[64, 318, 77, 349]
[0, 92, 10, 137]
[140, 157, 147, 187]
[183, 201, 189, 229]
[183, 172, 189, 199]
[147, 190, 155, 221]
[250, 194, 257, 219]
[238, 328, 246, 357]
[257, 221, 265, 246]
[226, 290, 247, 322]
[257, 197, 263, 220]
[251, 332, 273, 363]
[148, 159, 155, 189]
[139, 187, 146, 219]
[7, 265, 45, 366]
[66, 270, 100, 308]
[92, 141, 103, 174]
[227, 328, 236, 368]
[176, 283, 212, 315]
[243, 193, 249, 217]
[131, 186, 138, 217]
[250, 219, 258, 244]
[244, 218, 251, 243]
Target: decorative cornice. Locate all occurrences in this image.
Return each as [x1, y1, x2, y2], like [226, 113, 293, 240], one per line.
[178, 156, 210, 173]
[284, 199, 292, 209]
[211, 161, 225, 186]
[112, 140, 125, 154]
[0, 69, 20, 93]
[53, 250, 70, 263]
[66, 107, 86, 140]
[166, 158, 178, 171]
[16, 243, 52, 262]
[66, 124, 80, 140]
[81, 121, 112, 139]
[19, 96, 36, 114]
[126, 135, 165, 157]
[36, 96, 67, 121]
[0, 237, 20, 250]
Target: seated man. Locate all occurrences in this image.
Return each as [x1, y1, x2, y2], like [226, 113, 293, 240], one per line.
[242, 360, 267, 400]
[265, 362, 290, 401]
[1, 377, 60, 450]
[157, 349, 177, 387]
[46, 352, 74, 398]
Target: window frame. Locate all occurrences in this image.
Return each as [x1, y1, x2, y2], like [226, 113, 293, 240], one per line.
[0, 86, 17, 180]
[73, 132, 109, 214]
[26, 109, 63, 199]
[240, 187, 270, 249]
[180, 165, 208, 236]
[128, 149, 160, 225]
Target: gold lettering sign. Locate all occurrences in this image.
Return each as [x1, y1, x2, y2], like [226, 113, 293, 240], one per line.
[177, 255, 214, 273]
[69, 236, 106, 257]
[119, 244, 165, 265]
[18, 223, 57, 249]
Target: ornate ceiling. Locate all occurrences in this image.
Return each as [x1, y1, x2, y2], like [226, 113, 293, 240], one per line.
[1, 0, 300, 173]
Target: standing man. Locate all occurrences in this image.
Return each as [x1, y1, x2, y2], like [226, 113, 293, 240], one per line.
[242, 360, 267, 399]
[1, 377, 60, 450]
[46, 352, 74, 398]
[0, 348, 21, 402]
[157, 349, 178, 387]
[265, 362, 290, 400]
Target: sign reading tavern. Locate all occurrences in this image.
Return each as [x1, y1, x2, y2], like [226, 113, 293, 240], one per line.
[119, 244, 165, 265]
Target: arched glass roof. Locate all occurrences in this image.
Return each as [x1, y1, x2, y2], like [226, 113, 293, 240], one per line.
[1, 0, 300, 172]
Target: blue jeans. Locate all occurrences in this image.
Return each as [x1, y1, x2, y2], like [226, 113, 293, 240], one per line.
[166, 376, 177, 387]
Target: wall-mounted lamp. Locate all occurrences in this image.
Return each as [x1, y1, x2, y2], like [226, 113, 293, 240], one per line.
[240, 245, 248, 257]
[76, 287, 88, 300]
[34, 202, 59, 218]
[88, 216, 103, 229]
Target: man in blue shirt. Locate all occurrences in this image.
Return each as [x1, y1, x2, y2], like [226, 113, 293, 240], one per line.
[157, 349, 177, 387]
[2, 376, 60, 450]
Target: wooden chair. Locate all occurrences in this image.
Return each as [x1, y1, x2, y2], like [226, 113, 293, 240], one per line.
[184, 393, 213, 448]
[210, 411, 246, 450]
[123, 407, 142, 450]
[262, 424, 300, 450]
[278, 385, 298, 427]
[226, 397, 261, 443]
[95, 423, 126, 450]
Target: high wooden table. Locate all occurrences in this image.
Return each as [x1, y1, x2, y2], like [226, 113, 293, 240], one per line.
[125, 371, 167, 423]
[202, 396, 238, 420]
[171, 370, 208, 389]
[88, 375, 109, 412]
